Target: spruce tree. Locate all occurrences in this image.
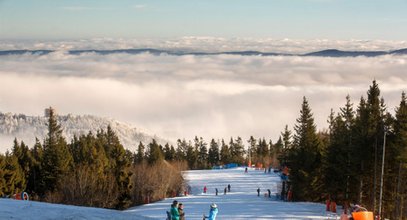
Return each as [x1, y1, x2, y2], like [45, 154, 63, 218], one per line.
[175, 139, 188, 161]
[230, 137, 245, 165]
[289, 97, 322, 201]
[27, 138, 43, 194]
[220, 139, 230, 165]
[135, 142, 145, 164]
[3, 151, 25, 195]
[196, 137, 208, 169]
[274, 137, 284, 167]
[391, 92, 407, 219]
[0, 154, 6, 196]
[147, 139, 164, 164]
[247, 136, 256, 166]
[186, 140, 197, 169]
[41, 107, 72, 193]
[208, 139, 220, 167]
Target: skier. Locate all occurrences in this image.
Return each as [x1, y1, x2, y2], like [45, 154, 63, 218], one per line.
[203, 186, 207, 194]
[224, 187, 227, 195]
[227, 184, 231, 192]
[257, 188, 260, 197]
[245, 167, 248, 173]
[170, 200, 180, 220]
[178, 203, 185, 220]
[215, 188, 218, 196]
[203, 203, 218, 220]
[267, 189, 271, 198]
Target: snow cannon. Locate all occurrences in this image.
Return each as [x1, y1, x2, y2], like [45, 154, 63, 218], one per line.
[351, 207, 373, 220]
[352, 211, 373, 220]
[14, 192, 29, 201]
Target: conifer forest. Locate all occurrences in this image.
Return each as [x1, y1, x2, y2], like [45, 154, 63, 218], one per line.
[0, 80, 406, 219]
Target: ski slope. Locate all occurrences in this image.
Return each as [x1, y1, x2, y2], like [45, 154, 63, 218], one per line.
[128, 167, 341, 219]
[0, 168, 340, 219]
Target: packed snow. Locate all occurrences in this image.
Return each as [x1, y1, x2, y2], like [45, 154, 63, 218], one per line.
[0, 167, 341, 219]
[129, 167, 340, 219]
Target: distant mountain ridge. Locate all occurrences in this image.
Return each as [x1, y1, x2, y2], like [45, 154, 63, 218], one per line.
[0, 111, 170, 153]
[0, 48, 406, 57]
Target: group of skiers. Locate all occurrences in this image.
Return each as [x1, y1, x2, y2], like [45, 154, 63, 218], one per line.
[167, 200, 218, 220]
[204, 184, 231, 196]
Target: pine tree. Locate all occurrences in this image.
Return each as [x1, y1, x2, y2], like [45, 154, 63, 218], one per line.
[0, 154, 6, 196]
[230, 137, 245, 165]
[220, 139, 230, 165]
[164, 143, 173, 161]
[289, 97, 322, 201]
[196, 137, 208, 169]
[208, 139, 220, 167]
[186, 140, 197, 169]
[247, 136, 256, 166]
[280, 125, 292, 166]
[147, 139, 164, 164]
[3, 151, 25, 195]
[175, 139, 188, 161]
[135, 142, 145, 164]
[41, 107, 72, 193]
[27, 138, 43, 194]
[325, 108, 350, 202]
[391, 92, 407, 219]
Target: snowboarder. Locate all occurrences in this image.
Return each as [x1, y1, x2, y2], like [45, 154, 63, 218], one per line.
[203, 203, 218, 220]
[203, 186, 207, 194]
[170, 200, 180, 220]
[267, 189, 271, 198]
[215, 188, 218, 196]
[224, 187, 227, 195]
[227, 184, 231, 192]
[178, 203, 185, 220]
[257, 188, 260, 197]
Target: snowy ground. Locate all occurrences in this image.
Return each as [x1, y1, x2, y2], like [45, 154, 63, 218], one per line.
[128, 167, 341, 219]
[0, 167, 341, 219]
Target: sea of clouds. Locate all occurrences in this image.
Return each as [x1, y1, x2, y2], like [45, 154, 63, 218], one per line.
[1, 38, 407, 143]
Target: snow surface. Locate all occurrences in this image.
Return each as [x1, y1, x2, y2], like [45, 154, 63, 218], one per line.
[128, 167, 341, 219]
[0, 168, 341, 219]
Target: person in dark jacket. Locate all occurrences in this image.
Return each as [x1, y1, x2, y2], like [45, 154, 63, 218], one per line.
[178, 203, 185, 220]
[215, 188, 218, 196]
[257, 188, 260, 197]
[267, 189, 271, 198]
[224, 187, 227, 195]
[227, 184, 231, 192]
[170, 200, 180, 220]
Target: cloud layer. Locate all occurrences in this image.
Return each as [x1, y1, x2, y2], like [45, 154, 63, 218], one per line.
[2, 37, 407, 53]
[1, 50, 406, 144]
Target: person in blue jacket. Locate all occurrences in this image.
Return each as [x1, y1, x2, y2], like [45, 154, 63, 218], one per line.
[203, 203, 218, 220]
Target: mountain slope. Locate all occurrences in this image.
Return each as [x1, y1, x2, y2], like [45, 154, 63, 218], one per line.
[0, 111, 169, 153]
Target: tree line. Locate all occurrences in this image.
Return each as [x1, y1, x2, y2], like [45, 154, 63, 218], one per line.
[283, 81, 407, 220]
[0, 80, 406, 219]
[0, 108, 185, 209]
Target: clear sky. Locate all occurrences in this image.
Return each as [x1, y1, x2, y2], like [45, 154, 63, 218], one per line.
[0, 0, 407, 40]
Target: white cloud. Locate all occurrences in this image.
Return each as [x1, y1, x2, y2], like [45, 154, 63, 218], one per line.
[0, 51, 406, 146]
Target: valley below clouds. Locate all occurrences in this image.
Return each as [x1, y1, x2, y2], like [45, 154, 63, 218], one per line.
[1, 44, 406, 143]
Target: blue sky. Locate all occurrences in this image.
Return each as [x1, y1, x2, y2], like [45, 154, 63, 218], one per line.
[0, 0, 407, 40]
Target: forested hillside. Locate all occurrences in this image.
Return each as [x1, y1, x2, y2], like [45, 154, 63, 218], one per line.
[0, 80, 406, 219]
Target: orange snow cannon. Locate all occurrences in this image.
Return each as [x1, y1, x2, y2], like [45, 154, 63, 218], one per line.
[352, 211, 374, 220]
